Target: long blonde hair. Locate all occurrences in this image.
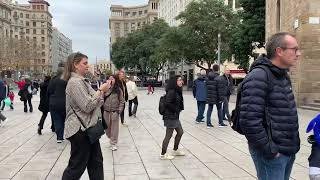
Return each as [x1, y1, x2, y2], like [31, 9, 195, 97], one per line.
[63, 52, 88, 81]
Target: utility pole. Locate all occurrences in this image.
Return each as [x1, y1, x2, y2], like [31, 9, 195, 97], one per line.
[217, 33, 221, 73]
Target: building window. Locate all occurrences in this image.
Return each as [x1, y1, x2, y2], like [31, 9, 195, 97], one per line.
[33, 37, 37, 41]
[20, 13, 23, 18]
[15, 35, 18, 38]
[41, 22, 45, 27]
[42, 52, 45, 56]
[41, 44, 45, 49]
[132, 12, 136, 16]
[41, 5, 44, 10]
[26, 21, 29, 26]
[33, 29, 36, 34]
[42, 59, 45, 63]
[41, 37, 45, 42]
[32, 5, 36, 9]
[41, 29, 45, 34]
[144, 10, 148, 14]
[33, 21, 36, 27]
[125, 12, 130, 16]
[26, 36, 29, 41]
[26, 14, 29, 18]
[139, 11, 142, 15]
[276, 0, 281, 32]
[26, 29, 29, 34]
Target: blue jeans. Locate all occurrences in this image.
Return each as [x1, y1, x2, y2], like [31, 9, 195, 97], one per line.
[249, 146, 295, 180]
[50, 110, 65, 140]
[206, 103, 223, 126]
[196, 101, 206, 122]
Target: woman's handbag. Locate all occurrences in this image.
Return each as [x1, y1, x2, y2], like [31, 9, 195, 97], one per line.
[71, 106, 105, 144]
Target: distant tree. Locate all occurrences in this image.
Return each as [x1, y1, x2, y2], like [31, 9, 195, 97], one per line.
[230, 0, 265, 69]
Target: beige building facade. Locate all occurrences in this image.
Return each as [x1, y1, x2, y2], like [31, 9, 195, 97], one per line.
[0, 0, 53, 74]
[266, 0, 320, 107]
[109, 0, 158, 44]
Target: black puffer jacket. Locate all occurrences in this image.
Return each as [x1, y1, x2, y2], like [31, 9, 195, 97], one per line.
[47, 76, 67, 115]
[239, 55, 300, 159]
[206, 72, 224, 104]
[163, 78, 184, 124]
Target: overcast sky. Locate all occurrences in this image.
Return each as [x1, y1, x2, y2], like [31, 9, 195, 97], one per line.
[16, 0, 148, 63]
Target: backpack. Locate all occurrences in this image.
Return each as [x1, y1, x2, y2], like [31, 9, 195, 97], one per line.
[159, 94, 167, 115]
[230, 65, 274, 135]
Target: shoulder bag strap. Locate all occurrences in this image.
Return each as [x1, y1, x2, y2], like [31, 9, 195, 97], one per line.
[70, 105, 87, 130]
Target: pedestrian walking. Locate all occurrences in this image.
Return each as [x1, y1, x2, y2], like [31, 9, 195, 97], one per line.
[160, 75, 185, 160]
[1, 81, 14, 110]
[19, 79, 33, 113]
[0, 80, 7, 126]
[239, 32, 301, 180]
[206, 65, 227, 128]
[102, 75, 125, 151]
[126, 76, 138, 117]
[117, 70, 128, 126]
[221, 72, 234, 121]
[37, 75, 54, 135]
[62, 52, 110, 180]
[47, 63, 67, 143]
[193, 70, 207, 123]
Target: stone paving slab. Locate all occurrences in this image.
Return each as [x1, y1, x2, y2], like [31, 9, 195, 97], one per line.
[0, 90, 317, 180]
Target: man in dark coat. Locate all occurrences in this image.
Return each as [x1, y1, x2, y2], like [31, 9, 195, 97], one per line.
[221, 72, 234, 121]
[206, 65, 227, 128]
[239, 32, 301, 180]
[193, 70, 207, 123]
[0, 81, 13, 110]
[37, 76, 54, 135]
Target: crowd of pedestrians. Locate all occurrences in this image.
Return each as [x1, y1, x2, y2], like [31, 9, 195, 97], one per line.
[0, 32, 319, 180]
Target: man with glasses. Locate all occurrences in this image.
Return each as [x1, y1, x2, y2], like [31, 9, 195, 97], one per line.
[239, 32, 301, 180]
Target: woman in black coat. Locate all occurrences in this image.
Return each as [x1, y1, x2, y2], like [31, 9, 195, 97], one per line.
[37, 76, 54, 135]
[160, 75, 185, 160]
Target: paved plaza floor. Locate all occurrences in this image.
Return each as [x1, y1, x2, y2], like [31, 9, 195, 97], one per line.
[0, 89, 318, 180]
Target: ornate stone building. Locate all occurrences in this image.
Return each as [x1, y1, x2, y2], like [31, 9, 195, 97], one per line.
[266, 0, 320, 108]
[109, 0, 158, 44]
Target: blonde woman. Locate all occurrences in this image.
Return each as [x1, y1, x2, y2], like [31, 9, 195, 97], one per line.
[62, 52, 111, 180]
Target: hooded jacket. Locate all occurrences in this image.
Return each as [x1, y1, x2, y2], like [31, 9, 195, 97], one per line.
[239, 55, 300, 159]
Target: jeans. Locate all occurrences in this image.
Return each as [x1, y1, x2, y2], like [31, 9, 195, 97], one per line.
[222, 96, 230, 119]
[249, 146, 295, 180]
[128, 97, 138, 116]
[161, 125, 184, 155]
[62, 130, 104, 180]
[206, 103, 223, 126]
[50, 110, 65, 140]
[196, 101, 206, 122]
[0, 111, 6, 121]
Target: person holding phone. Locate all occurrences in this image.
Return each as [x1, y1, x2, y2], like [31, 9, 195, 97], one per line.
[102, 75, 125, 151]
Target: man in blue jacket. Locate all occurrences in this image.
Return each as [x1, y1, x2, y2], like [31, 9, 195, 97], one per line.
[193, 69, 207, 123]
[240, 32, 301, 180]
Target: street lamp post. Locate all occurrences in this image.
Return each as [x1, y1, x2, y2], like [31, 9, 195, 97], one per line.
[217, 33, 221, 73]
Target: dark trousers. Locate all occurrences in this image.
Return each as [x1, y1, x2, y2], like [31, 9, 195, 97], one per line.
[196, 101, 206, 122]
[128, 97, 138, 116]
[23, 97, 32, 112]
[38, 111, 55, 130]
[207, 103, 223, 125]
[50, 110, 65, 140]
[161, 125, 184, 155]
[62, 130, 104, 180]
[120, 105, 125, 124]
[222, 96, 231, 119]
[0, 111, 6, 121]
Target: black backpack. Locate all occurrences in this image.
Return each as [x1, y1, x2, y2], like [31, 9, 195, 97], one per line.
[159, 94, 167, 115]
[230, 65, 274, 134]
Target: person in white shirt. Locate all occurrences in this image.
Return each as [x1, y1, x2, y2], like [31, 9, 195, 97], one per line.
[126, 76, 138, 117]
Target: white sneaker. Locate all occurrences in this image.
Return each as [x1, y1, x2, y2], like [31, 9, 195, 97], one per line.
[172, 150, 186, 156]
[160, 153, 175, 160]
[110, 145, 118, 151]
[57, 140, 63, 143]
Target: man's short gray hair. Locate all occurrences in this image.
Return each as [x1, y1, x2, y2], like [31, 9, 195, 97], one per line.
[266, 32, 295, 59]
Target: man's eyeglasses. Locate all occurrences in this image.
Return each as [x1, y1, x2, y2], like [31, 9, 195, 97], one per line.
[280, 47, 301, 54]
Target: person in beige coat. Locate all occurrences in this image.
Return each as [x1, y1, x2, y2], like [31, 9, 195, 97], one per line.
[62, 52, 111, 180]
[103, 75, 125, 151]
